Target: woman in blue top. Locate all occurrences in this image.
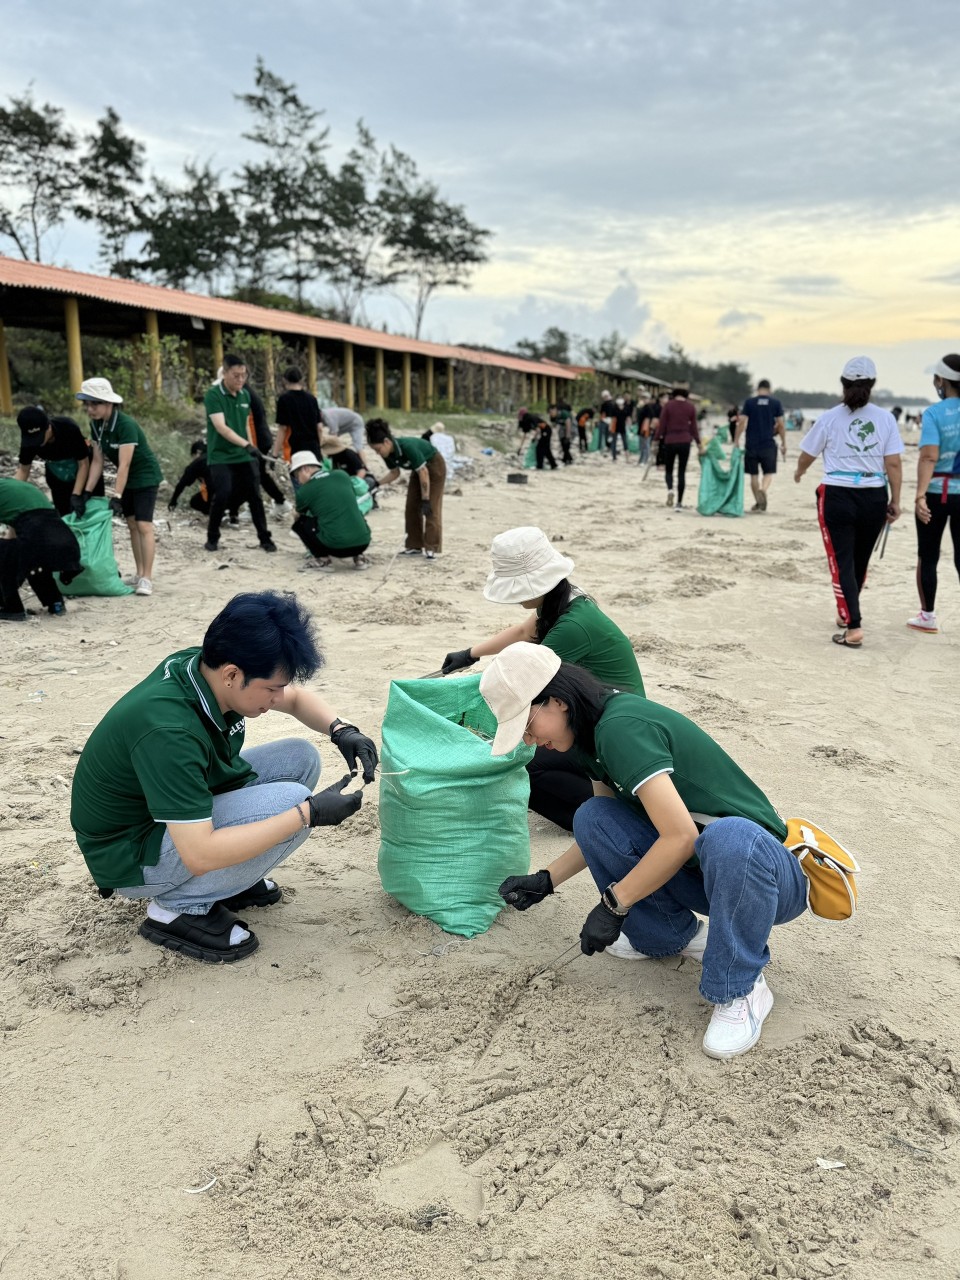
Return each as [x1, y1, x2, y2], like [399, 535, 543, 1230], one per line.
[909, 354, 960, 634]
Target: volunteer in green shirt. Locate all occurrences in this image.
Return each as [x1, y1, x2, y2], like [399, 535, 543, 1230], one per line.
[438, 526, 645, 831]
[481, 643, 809, 1061]
[78, 376, 163, 598]
[366, 417, 446, 559]
[289, 451, 371, 570]
[202, 354, 277, 556]
[0, 478, 83, 620]
[70, 590, 379, 963]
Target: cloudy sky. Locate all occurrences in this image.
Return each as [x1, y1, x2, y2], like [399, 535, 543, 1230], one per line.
[3, 0, 957, 395]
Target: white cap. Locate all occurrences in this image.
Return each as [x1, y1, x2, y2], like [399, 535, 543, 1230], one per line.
[76, 377, 123, 404]
[841, 356, 877, 381]
[483, 527, 574, 605]
[479, 641, 562, 757]
[933, 357, 960, 381]
[289, 451, 321, 473]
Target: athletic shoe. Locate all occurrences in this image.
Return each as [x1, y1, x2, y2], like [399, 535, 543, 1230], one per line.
[666, 492, 675, 507]
[674, 503, 687, 512]
[204, 540, 219, 552]
[399, 548, 422, 556]
[606, 920, 708, 962]
[122, 573, 139, 586]
[907, 611, 938, 633]
[48, 601, 67, 616]
[424, 550, 436, 560]
[0, 610, 29, 622]
[272, 501, 293, 519]
[353, 555, 370, 570]
[702, 972, 774, 1060]
[135, 577, 153, 596]
[261, 539, 278, 553]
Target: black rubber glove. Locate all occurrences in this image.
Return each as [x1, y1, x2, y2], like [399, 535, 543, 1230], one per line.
[420, 499, 433, 517]
[330, 722, 379, 784]
[69, 493, 87, 518]
[167, 497, 178, 510]
[108, 496, 124, 516]
[498, 870, 554, 911]
[579, 899, 624, 955]
[441, 648, 477, 676]
[307, 775, 363, 827]
[245, 443, 259, 458]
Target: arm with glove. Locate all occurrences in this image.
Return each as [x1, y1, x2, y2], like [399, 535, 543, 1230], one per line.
[439, 612, 538, 675]
[275, 684, 379, 783]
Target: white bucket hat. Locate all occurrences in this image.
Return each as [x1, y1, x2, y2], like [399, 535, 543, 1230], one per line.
[289, 450, 321, 473]
[483, 527, 574, 605]
[76, 376, 123, 404]
[479, 641, 562, 756]
[841, 356, 876, 381]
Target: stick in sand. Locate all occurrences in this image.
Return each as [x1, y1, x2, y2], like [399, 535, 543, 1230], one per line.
[375, 544, 406, 590]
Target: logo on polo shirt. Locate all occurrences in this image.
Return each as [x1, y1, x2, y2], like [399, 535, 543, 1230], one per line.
[229, 719, 246, 737]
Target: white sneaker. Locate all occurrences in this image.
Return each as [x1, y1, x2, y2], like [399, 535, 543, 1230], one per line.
[666, 491, 675, 507]
[907, 611, 938, 633]
[702, 973, 774, 1060]
[272, 501, 293, 519]
[606, 920, 708, 962]
[135, 577, 153, 596]
[122, 573, 139, 586]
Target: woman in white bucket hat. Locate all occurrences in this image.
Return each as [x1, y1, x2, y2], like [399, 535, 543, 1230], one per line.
[436, 526, 644, 830]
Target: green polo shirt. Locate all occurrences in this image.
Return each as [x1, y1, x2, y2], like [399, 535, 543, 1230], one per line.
[0, 478, 54, 525]
[573, 692, 786, 841]
[91, 409, 163, 490]
[386, 437, 437, 471]
[204, 381, 254, 464]
[295, 468, 370, 550]
[542, 596, 645, 696]
[70, 648, 254, 888]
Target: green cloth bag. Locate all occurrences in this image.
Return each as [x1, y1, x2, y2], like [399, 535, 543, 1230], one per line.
[697, 436, 744, 517]
[378, 673, 534, 937]
[588, 425, 603, 452]
[522, 438, 537, 469]
[56, 497, 133, 596]
[350, 474, 373, 516]
[627, 424, 640, 454]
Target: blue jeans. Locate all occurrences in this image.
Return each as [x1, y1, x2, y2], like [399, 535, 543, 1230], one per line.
[572, 797, 808, 1003]
[117, 738, 321, 915]
[637, 434, 651, 465]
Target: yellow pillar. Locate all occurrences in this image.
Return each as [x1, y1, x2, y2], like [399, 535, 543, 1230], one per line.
[425, 356, 435, 408]
[357, 366, 367, 413]
[549, 376, 557, 403]
[343, 341, 355, 409]
[375, 348, 386, 409]
[144, 309, 161, 396]
[482, 364, 490, 409]
[306, 336, 318, 395]
[447, 359, 455, 406]
[0, 319, 12, 415]
[64, 296, 83, 394]
[210, 320, 224, 373]
[401, 352, 412, 413]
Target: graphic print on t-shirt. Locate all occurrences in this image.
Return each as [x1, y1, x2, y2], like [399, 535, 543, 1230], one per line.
[846, 416, 879, 459]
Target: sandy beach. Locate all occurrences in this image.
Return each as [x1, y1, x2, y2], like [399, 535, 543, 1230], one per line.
[1, 428, 958, 1280]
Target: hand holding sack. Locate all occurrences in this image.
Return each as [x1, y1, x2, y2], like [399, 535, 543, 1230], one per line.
[69, 493, 87, 518]
[307, 775, 362, 827]
[498, 869, 553, 911]
[441, 648, 477, 676]
[108, 496, 124, 516]
[330, 721, 379, 784]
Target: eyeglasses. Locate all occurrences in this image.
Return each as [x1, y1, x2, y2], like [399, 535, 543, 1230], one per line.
[522, 703, 545, 744]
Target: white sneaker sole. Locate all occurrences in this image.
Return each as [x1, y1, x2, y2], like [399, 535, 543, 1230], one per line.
[606, 921, 708, 962]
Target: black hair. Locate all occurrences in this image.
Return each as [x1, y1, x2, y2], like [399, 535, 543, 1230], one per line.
[284, 366, 303, 383]
[938, 353, 960, 394]
[223, 353, 246, 371]
[190, 438, 206, 457]
[421, 429, 433, 440]
[365, 417, 393, 446]
[530, 662, 608, 755]
[201, 591, 324, 685]
[671, 386, 689, 398]
[758, 379, 771, 390]
[841, 378, 874, 411]
[535, 579, 586, 642]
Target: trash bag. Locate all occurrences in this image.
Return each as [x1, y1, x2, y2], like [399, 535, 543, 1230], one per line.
[697, 436, 744, 517]
[588, 425, 604, 452]
[522, 439, 537, 469]
[55, 497, 133, 596]
[377, 673, 534, 937]
[350, 474, 373, 516]
[626, 423, 640, 454]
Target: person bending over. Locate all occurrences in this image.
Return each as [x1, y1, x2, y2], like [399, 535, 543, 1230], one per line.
[15, 405, 95, 516]
[0, 478, 83, 620]
[70, 591, 378, 963]
[366, 418, 445, 560]
[289, 451, 372, 570]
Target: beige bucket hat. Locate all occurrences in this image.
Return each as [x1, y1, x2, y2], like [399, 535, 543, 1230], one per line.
[76, 377, 123, 404]
[289, 450, 321, 473]
[483, 527, 574, 605]
[479, 642, 562, 756]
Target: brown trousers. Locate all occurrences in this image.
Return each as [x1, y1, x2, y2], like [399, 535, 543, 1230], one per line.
[404, 454, 446, 552]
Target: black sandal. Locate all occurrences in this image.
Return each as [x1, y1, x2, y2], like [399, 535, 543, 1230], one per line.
[138, 902, 259, 963]
[220, 879, 283, 911]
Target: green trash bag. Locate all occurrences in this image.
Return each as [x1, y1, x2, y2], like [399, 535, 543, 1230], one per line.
[56, 497, 133, 596]
[377, 673, 534, 937]
[697, 436, 744, 517]
[522, 438, 537, 469]
[350, 474, 373, 516]
[626, 424, 640, 454]
[588, 425, 603, 452]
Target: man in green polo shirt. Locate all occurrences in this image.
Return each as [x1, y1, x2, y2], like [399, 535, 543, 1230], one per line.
[365, 417, 446, 559]
[203, 354, 276, 555]
[0, 478, 83, 619]
[70, 590, 379, 963]
[289, 451, 371, 569]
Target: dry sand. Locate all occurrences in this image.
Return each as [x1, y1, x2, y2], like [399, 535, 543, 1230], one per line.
[1, 431, 958, 1280]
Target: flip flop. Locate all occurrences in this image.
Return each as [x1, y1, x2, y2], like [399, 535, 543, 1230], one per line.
[138, 902, 259, 962]
[220, 879, 283, 910]
[831, 632, 863, 649]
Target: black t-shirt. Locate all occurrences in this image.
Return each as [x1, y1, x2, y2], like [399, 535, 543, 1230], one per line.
[637, 401, 659, 424]
[613, 404, 631, 430]
[19, 415, 89, 467]
[330, 447, 365, 477]
[518, 412, 546, 434]
[276, 389, 322, 454]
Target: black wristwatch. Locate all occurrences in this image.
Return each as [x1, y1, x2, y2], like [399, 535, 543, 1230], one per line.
[602, 883, 629, 917]
[329, 718, 347, 736]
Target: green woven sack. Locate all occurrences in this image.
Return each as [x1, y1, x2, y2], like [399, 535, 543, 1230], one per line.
[56, 498, 133, 596]
[522, 438, 537, 469]
[697, 436, 744, 517]
[350, 474, 373, 516]
[627, 424, 640, 454]
[378, 673, 534, 937]
[588, 425, 603, 452]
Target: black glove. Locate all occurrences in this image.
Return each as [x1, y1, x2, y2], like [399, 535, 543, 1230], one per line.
[498, 869, 554, 911]
[420, 499, 433, 517]
[330, 722, 379, 784]
[108, 496, 124, 516]
[441, 648, 477, 676]
[69, 493, 87, 518]
[307, 774, 363, 827]
[168, 497, 178, 510]
[579, 899, 624, 955]
[245, 443, 259, 458]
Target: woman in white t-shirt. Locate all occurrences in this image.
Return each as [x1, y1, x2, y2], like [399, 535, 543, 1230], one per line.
[794, 356, 903, 648]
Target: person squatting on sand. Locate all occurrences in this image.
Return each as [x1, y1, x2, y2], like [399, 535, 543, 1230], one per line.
[77, 376, 163, 596]
[70, 591, 378, 963]
[909, 353, 960, 634]
[289, 450, 372, 570]
[366, 417, 445, 559]
[0, 477, 84, 620]
[483, 643, 813, 1060]
[439, 527, 645, 831]
[794, 356, 902, 649]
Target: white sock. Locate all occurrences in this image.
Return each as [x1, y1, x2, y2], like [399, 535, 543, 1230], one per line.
[147, 899, 250, 946]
